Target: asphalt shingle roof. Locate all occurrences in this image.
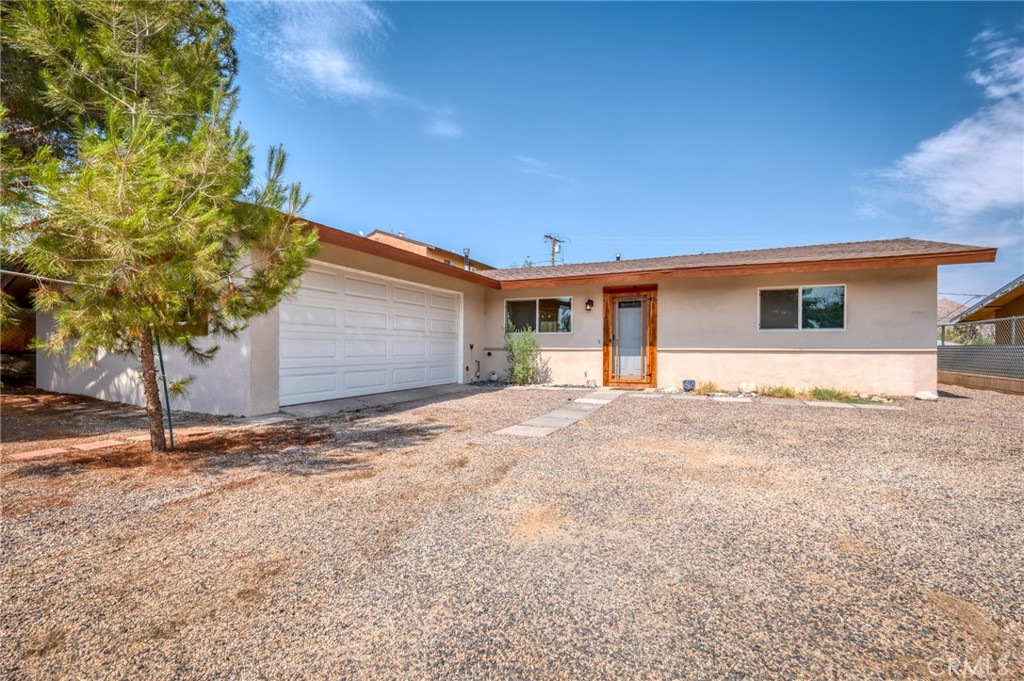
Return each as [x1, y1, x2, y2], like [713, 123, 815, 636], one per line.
[482, 237, 993, 282]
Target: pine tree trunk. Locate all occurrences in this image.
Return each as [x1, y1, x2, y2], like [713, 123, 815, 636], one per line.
[139, 332, 167, 453]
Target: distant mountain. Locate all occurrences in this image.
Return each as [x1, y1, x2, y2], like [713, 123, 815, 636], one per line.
[937, 297, 968, 324]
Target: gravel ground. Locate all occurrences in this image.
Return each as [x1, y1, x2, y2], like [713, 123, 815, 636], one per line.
[1, 385, 1022, 679]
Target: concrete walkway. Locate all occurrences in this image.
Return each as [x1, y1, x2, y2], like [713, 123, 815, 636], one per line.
[495, 389, 623, 437]
[280, 384, 484, 419]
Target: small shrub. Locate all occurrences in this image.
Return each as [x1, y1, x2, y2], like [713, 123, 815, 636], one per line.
[694, 380, 720, 395]
[504, 322, 541, 385]
[810, 387, 852, 402]
[760, 385, 796, 399]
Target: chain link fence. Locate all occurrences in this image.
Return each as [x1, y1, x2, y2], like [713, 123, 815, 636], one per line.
[937, 316, 1024, 379]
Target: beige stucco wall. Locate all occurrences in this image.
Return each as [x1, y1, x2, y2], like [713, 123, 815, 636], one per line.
[35, 309, 277, 416]
[36, 243, 490, 416]
[482, 266, 938, 395]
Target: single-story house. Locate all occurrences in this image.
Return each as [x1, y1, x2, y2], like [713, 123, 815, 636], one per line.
[36, 223, 996, 415]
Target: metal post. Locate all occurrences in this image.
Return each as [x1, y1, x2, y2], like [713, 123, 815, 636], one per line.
[154, 335, 175, 449]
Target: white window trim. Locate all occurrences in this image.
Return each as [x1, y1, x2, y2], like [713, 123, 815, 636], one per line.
[757, 284, 847, 332]
[504, 297, 574, 335]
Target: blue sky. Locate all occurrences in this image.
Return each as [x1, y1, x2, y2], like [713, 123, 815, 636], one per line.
[231, 1, 1023, 303]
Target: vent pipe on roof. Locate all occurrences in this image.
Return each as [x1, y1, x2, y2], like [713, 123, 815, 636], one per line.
[615, 252, 621, 261]
[463, 248, 471, 270]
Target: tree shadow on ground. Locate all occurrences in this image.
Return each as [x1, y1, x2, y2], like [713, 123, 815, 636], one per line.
[4, 418, 452, 481]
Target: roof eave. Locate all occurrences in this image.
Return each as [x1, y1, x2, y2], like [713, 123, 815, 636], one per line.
[493, 248, 997, 290]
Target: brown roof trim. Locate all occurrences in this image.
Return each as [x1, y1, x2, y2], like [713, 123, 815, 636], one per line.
[311, 221, 501, 289]
[494, 248, 997, 290]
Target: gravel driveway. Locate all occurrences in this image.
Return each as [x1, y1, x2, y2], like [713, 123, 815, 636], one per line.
[2, 385, 1022, 679]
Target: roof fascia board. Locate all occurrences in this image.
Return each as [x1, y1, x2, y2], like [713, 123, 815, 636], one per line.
[494, 248, 997, 290]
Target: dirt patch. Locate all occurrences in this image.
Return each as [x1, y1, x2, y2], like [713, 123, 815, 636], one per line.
[510, 505, 573, 543]
[925, 590, 1009, 652]
[25, 628, 68, 657]
[835, 535, 877, 559]
[234, 559, 290, 604]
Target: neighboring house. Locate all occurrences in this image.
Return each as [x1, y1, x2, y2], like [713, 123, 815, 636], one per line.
[938, 274, 1024, 394]
[953, 273, 1024, 325]
[365, 230, 494, 271]
[36, 223, 996, 415]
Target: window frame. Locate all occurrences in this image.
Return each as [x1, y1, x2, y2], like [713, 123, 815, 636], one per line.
[756, 284, 847, 332]
[504, 296, 574, 334]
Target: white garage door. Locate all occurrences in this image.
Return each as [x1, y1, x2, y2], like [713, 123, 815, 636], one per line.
[279, 263, 461, 406]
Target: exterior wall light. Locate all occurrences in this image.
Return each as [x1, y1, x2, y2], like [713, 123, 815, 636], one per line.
[585, 299, 594, 311]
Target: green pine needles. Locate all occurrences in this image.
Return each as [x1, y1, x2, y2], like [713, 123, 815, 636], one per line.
[2, 0, 319, 452]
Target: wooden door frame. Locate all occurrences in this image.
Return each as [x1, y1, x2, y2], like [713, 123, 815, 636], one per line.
[602, 285, 658, 388]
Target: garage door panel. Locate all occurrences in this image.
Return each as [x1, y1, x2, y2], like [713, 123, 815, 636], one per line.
[394, 314, 427, 332]
[344, 276, 389, 301]
[430, 292, 458, 310]
[344, 308, 388, 330]
[281, 303, 337, 327]
[281, 338, 337, 361]
[393, 339, 428, 358]
[429, 340, 457, 360]
[281, 372, 336, 399]
[280, 264, 461, 406]
[344, 339, 388, 359]
[393, 286, 428, 307]
[343, 368, 389, 390]
[430, 318, 457, 335]
[302, 270, 339, 294]
[393, 366, 428, 385]
[429, 365, 457, 381]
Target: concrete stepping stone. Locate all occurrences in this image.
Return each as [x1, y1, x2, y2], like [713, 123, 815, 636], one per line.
[854, 403, 905, 411]
[522, 415, 583, 428]
[9, 447, 68, 461]
[494, 424, 558, 438]
[804, 401, 856, 409]
[758, 397, 805, 406]
[71, 439, 125, 451]
[498, 389, 622, 437]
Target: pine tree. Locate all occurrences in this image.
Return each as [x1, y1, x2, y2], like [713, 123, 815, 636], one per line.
[2, 1, 318, 452]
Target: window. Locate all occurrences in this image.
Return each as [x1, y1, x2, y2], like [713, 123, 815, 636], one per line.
[758, 285, 845, 331]
[505, 298, 572, 333]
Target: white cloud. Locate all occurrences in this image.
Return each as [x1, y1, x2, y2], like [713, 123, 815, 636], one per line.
[514, 155, 578, 187]
[235, 1, 462, 139]
[870, 30, 1024, 224]
[859, 28, 1024, 297]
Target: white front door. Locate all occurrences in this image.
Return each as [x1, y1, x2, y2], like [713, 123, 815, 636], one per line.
[279, 263, 461, 406]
